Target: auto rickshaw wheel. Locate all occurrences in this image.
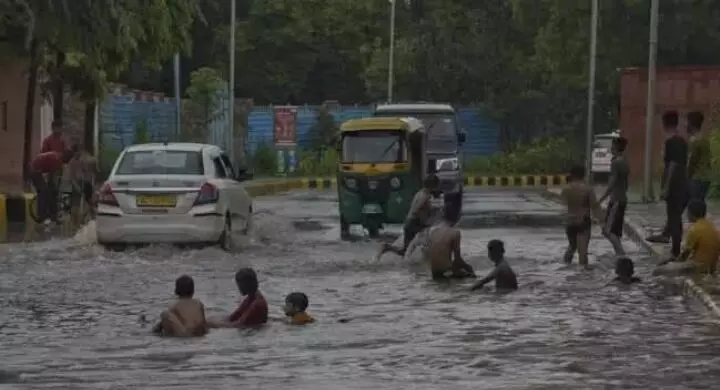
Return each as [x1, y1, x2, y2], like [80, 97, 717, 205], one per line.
[340, 215, 351, 240]
[367, 225, 380, 238]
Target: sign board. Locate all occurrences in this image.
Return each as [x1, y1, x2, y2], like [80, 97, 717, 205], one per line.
[273, 106, 297, 146]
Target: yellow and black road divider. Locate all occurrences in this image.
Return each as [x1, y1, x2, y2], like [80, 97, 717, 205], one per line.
[463, 174, 570, 187]
[289, 174, 570, 190]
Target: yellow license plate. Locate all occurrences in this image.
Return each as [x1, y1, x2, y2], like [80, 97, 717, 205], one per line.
[136, 194, 176, 208]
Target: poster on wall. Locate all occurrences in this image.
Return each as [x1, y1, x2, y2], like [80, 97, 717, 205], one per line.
[273, 106, 297, 146]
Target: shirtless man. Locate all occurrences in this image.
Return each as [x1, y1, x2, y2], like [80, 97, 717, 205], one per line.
[380, 174, 440, 256]
[561, 165, 604, 267]
[427, 212, 475, 279]
[153, 275, 208, 337]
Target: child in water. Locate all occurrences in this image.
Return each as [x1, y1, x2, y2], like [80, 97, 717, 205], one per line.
[470, 240, 518, 292]
[153, 275, 208, 337]
[284, 292, 315, 325]
[208, 268, 269, 328]
[614, 257, 641, 285]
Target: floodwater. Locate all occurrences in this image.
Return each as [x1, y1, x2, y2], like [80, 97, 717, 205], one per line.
[1, 190, 719, 390]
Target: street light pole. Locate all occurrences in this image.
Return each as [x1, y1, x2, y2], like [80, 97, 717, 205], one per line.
[642, 0, 659, 203]
[584, 0, 599, 184]
[228, 0, 236, 164]
[387, 0, 396, 103]
[173, 53, 181, 140]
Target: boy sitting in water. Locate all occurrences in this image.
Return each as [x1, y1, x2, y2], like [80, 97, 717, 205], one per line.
[153, 275, 208, 337]
[655, 200, 720, 276]
[284, 292, 315, 325]
[614, 257, 641, 285]
[561, 165, 605, 268]
[427, 211, 475, 279]
[209, 268, 269, 328]
[470, 240, 518, 291]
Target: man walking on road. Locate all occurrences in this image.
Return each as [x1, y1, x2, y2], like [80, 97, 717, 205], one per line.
[687, 111, 711, 206]
[647, 111, 689, 260]
[598, 136, 629, 255]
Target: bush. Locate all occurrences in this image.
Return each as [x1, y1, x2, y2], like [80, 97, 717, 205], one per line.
[297, 148, 337, 176]
[465, 136, 582, 175]
[245, 136, 577, 178]
[708, 130, 720, 198]
[249, 142, 277, 176]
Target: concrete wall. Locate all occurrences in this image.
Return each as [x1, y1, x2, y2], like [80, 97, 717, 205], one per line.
[0, 59, 51, 194]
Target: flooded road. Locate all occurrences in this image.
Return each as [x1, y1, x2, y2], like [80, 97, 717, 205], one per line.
[1, 189, 719, 389]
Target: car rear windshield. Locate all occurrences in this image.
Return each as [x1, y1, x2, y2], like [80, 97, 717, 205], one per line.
[115, 150, 204, 175]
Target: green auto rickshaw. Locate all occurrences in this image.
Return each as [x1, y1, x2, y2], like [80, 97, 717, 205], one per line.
[336, 117, 428, 238]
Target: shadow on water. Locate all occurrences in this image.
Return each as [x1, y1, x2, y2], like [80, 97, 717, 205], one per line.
[1, 208, 720, 389]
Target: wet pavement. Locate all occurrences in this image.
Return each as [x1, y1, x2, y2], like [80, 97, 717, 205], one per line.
[2, 188, 720, 389]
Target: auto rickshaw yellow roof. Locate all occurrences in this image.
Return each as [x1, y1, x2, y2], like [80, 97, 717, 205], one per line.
[340, 117, 425, 132]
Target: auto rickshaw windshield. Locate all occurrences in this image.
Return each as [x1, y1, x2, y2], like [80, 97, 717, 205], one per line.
[341, 130, 407, 163]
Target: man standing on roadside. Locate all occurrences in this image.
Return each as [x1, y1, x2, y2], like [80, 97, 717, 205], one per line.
[686, 111, 711, 206]
[598, 136, 629, 255]
[647, 111, 688, 260]
[41, 121, 68, 154]
[38, 121, 68, 219]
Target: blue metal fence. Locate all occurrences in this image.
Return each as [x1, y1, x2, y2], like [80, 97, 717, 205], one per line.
[98, 93, 500, 157]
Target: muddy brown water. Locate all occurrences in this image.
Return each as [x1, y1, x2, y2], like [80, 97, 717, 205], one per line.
[1, 211, 719, 389]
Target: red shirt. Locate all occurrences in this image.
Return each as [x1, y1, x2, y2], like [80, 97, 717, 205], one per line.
[31, 152, 63, 174]
[41, 133, 67, 154]
[227, 292, 268, 327]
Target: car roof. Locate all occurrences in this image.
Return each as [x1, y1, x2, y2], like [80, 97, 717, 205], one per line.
[374, 103, 455, 113]
[122, 142, 221, 153]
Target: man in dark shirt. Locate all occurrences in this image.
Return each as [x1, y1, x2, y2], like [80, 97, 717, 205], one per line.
[647, 111, 688, 258]
[598, 136, 629, 255]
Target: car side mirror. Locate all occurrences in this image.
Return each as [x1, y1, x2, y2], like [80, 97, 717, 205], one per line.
[458, 131, 466, 144]
[235, 168, 253, 182]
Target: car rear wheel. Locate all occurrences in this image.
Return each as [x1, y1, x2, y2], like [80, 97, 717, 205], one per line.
[218, 215, 233, 251]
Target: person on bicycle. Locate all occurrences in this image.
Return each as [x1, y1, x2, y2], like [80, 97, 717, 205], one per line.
[68, 143, 98, 216]
[30, 149, 75, 224]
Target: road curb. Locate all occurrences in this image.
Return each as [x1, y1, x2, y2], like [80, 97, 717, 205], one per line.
[541, 188, 720, 321]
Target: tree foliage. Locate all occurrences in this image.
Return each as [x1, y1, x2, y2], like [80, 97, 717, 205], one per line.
[183, 66, 225, 142]
[6, 0, 720, 149]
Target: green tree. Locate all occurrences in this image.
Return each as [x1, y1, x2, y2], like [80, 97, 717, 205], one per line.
[183, 67, 225, 142]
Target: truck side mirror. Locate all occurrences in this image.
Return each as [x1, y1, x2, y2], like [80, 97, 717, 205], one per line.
[458, 131, 466, 144]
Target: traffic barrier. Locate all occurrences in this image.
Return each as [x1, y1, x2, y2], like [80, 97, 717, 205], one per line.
[269, 174, 571, 191]
[0, 193, 36, 226]
[463, 174, 569, 187]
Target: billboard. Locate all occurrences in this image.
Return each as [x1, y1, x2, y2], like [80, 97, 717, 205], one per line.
[273, 106, 297, 145]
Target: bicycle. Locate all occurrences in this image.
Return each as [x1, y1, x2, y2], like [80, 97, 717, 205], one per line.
[29, 190, 74, 224]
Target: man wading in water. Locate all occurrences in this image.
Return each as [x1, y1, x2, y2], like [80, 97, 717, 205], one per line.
[427, 209, 475, 279]
[380, 174, 440, 256]
[597, 136, 629, 255]
[561, 165, 605, 268]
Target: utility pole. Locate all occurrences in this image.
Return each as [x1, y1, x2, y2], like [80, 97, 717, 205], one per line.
[228, 0, 236, 163]
[584, 0, 599, 184]
[642, 0, 659, 203]
[173, 53, 181, 140]
[387, 0, 396, 103]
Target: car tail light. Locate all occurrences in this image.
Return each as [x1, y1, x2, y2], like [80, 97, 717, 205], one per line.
[194, 183, 219, 206]
[98, 182, 118, 206]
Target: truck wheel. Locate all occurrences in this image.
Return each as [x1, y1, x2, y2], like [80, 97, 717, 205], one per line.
[367, 225, 380, 238]
[340, 216, 351, 240]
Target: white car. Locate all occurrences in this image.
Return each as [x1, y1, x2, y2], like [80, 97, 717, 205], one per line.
[95, 142, 253, 250]
[591, 131, 620, 174]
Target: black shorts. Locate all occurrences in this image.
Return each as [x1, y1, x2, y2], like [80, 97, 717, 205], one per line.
[604, 200, 627, 237]
[565, 216, 591, 247]
[431, 269, 473, 280]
